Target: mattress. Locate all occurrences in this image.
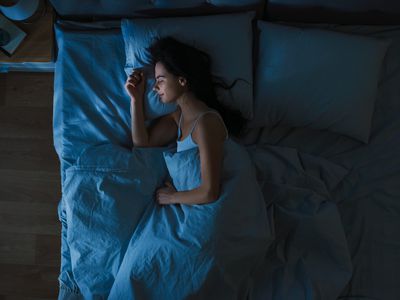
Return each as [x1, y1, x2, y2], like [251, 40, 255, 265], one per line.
[53, 20, 400, 300]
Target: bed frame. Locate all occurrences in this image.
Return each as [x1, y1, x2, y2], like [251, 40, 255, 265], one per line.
[49, 0, 400, 25]
[49, 0, 266, 20]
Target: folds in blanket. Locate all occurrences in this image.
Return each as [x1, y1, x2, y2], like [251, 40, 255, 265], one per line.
[108, 139, 274, 299]
[59, 141, 352, 299]
[59, 141, 273, 299]
[246, 144, 353, 299]
[247, 144, 350, 205]
[248, 194, 353, 299]
[59, 143, 170, 299]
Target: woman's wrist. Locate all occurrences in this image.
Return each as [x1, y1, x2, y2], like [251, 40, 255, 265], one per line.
[170, 192, 178, 204]
[130, 97, 139, 103]
[130, 95, 144, 103]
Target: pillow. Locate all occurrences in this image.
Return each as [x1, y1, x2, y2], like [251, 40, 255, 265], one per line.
[248, 21, 390, 143]
[121, 11, 255, 120]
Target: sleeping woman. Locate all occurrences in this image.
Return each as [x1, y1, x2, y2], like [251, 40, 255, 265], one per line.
[124, 36, 247, 206]
[110, 36, 271, 299]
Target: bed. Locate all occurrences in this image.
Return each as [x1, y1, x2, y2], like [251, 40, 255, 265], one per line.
[50, 0, 400, 299]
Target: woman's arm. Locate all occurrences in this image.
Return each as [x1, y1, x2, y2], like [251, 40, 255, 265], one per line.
[156, 182, 216, 205]
[176, 184, 216, 205]
[125, 70, 149, 147]
[156, 113, 226, 205]
[130, 99, 149, 147]
[156, 184, 213, 205]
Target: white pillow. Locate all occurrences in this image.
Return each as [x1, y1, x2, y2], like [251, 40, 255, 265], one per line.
[121, 11, 256, 120]
[249, 21, 390, 143]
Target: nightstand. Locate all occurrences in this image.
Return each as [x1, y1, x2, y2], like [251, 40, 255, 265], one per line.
[0, 1, 55, 72]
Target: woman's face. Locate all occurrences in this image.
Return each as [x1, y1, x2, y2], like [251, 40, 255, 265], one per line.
[153, 62, 186, 103]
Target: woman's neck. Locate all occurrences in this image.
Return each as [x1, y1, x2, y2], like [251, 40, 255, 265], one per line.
[177, 92, 208, 122]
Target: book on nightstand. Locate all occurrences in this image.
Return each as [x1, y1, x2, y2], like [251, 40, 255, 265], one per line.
[0, 13, 27, 56]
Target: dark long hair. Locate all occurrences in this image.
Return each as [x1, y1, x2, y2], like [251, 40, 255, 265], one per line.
[147, 36, 248, 137]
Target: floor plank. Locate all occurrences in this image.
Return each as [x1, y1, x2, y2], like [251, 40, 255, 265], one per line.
[0, 201, 59, 236]
[0, 107, 53, 139]
[0, 296, 54, 300]
[0, 170, 60, 204]
[0, 233, 36, 265]
[0, 214, 59, 236]
[35, 234, 60, 267]
[0, 71, 60, 298]
[0, 73, 54, 108]
[0, 264, 59, 298]
[0, 138, 59, 173]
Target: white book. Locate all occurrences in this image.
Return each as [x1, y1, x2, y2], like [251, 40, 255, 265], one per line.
[0, 14, 27, 56]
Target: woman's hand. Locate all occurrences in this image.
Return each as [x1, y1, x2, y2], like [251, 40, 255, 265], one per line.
[125, 69, 146, 101]
[156, 181, 177, 205]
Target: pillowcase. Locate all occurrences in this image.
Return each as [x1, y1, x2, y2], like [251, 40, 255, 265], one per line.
[248, 21, 390, 143]
[121, 11, 255, 120]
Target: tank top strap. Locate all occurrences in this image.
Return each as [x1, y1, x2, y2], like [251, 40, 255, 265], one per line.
[178, 110, 183, 129]
[189, 110, 229, 139]
[189, 110, 213, 135]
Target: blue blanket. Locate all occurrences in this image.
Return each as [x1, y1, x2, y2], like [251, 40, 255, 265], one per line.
[59, 144, 168, 298]
[59, 139, 352, 300]
[60, 139, 273, 299]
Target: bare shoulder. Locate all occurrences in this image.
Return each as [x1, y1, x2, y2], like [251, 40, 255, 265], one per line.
[192, 112, 227, 145]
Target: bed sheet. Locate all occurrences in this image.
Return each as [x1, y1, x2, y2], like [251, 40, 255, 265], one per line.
[53, 21, 400, 299]
[53, 21, 131, 187]
[242, 24, 400, 300]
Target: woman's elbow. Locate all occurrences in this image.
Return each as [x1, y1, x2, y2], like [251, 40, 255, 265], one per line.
[205, 188, 220, 204]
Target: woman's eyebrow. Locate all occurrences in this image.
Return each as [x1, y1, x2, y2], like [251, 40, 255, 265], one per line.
[156, 75, 166, 79]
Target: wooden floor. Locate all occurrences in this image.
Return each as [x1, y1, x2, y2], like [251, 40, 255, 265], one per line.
[0, 72, 61, 299]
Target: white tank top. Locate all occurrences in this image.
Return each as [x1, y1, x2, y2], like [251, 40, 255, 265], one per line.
[176, 110, 229, 152]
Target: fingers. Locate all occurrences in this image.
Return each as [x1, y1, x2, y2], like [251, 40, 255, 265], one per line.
[165, 181, 176, 192]
[129, 70, 144, 81]
[155, 186, 174, 205]
[125, 78, 141, 90]
[127, 76, 139, 85]
[126, 70, 145, 87]
[155, 188, 163, 200]
[125, 80, 137, 88]
[129, 74, 140, 83]
[132, 71, 143, 79]
[124, 82, 137, 94]
[165, 181, 172, 187]
[131, 69, 143, 75]
[156, 190, 166, 205]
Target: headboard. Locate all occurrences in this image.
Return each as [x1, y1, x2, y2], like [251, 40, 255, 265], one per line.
[48, 0, 400, 24]
[266, 0, 400, 25]
[48, 0, 265, 20]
